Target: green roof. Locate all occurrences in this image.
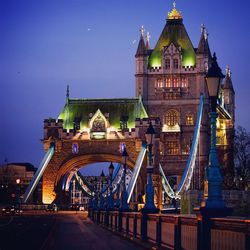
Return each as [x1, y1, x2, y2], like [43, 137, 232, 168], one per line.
[58, 97, 148, 130]
[148, 19, 196, 68]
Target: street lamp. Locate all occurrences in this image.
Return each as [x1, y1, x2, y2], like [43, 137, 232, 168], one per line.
[107, 162, 114, 210]
[120, 147, 129, 210]
[203, 53, 226, 209]
[16, 178, 21, 205]
[142, 122, 159, 213]
[99, 170, 105, 210]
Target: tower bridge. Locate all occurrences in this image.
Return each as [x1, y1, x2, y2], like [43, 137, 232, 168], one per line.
[23, 2, 234, 211]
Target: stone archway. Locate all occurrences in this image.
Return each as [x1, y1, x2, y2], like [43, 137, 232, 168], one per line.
[42, 139, 147, 204]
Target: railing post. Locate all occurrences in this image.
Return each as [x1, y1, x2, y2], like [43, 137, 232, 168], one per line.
[118, 211, 122, 232]
[133, 213, 137, 238]
[246, 223, 250, 250]
[174, 216, 181, 250]
[197, 217, 203, 250]
[141, 212, 148, 241]
[126, 213, 129, 236]
[156, 215, 162, 247]
[105, 210, 109, 227]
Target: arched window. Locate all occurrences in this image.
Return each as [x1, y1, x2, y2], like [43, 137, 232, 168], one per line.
[186, 113, 194, 125]
[165, 78, 171, 88]
[173, 59, 179, 69]
[165, 110, 179, 126]
[165, 58, 170, 69]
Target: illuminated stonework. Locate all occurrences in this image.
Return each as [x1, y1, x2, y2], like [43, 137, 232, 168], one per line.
[135, 3, 235, 188]
[167, 2, 182, 20]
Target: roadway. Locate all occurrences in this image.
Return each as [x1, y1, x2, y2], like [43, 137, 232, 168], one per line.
[0, 211, 144, 250]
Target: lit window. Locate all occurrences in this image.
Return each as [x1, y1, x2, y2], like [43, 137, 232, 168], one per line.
[158, 79, 163, 88]
[166, 141, 179, 155]
[181, 78, 188, 88]
[120, 115, 128, 129]
[165, 110, 179, 126]
[72, 143, 79, 154]
[173, 78, 179, 87]
[165, 78, 171, 88]
[182, 139, 191, 155]
[186, 114, 194, 125]
[165, 58, 170, 69]
[173, 59, 178, 69]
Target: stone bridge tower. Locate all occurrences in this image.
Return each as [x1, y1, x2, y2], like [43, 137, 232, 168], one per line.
[42, 96, 162, 204]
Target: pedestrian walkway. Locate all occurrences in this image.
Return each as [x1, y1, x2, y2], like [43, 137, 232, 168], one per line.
[42, 213, 144, 250]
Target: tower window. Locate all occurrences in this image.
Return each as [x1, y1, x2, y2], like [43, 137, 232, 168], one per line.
[186, 114, 194, 125]
[166, 141, 179, 155]
[181, 78, 188, 88]
[73, 117, 81, 131]
[182, 139, 191, 155]
[120, 115, 128, 129]
[173, 78, 179, 87]
[166, 78, 171, 88]
[72, 143, 79, 154]
[165, 110, 179, 126]
[156, 79, 163, 88]
[165, 58, 170, 69]
[173, 59, 179, 69]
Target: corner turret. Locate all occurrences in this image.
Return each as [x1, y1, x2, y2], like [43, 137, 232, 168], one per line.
[196, 24, 211, 73]
[135, 26, 148, 99]
[222, 66, 235, 122]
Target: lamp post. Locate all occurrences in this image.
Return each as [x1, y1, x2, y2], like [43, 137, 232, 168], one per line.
[120, 147, 129, 210]
[142, 122, 159, 213]
[115, 182, 120, 208]
[16, 178, 21, 206]
[203, 53, 226, 209]
[92, 177, 98, 210]
[107, 162, 114, 210]
[99, 170, 105, 210]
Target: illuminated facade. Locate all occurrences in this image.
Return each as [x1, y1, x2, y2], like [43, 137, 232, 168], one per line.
[135, 3, 235, 188]
[41, 3, 235, 204]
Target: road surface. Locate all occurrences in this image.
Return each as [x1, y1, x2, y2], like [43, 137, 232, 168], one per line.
[0, 211, 143, 250]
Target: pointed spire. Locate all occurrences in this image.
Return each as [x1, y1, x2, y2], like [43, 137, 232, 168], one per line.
[197, 24, 211, 57]
[223, 65, 235, 93]
[66, 85, 69, 104]
[168, 1, 182, 20]
[135, 25, 147, 57]
[146, 32, 151, 50]
[140, 25, 145, 38]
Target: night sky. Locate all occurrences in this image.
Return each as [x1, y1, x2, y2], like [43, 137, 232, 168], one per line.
[1, 0, 250, 172]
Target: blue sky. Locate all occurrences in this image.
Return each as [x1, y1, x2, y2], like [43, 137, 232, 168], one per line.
[1, 0, 250, 171]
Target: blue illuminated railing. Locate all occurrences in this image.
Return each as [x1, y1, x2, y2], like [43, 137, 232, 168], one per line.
[23, 144, 55, 203]
[161, 95, 204, 199]
[127, 143, 147, 203]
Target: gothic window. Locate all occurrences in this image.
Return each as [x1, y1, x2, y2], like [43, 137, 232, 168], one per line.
[120, 115, 128, 129]
[182, 139, 191, 155]
[165, 78, 171, 88]
[165, 58, 170, 69]
[72, 143, 79, 154]
[173, 59, 179, 69]
[186, 114, 194, 125]
[156, 79, 162, 88]
[73, 117, 81, 131]
[181, 78, 188, 88]
[165, 110, 179, 126]
[166, 141, 179, 155]
[173, 78, 179, 87]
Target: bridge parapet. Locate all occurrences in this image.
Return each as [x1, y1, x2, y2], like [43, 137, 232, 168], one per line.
[91, 210, 250, 250]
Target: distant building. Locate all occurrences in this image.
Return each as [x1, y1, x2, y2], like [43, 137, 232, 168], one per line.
[0, 163, 41, 204]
